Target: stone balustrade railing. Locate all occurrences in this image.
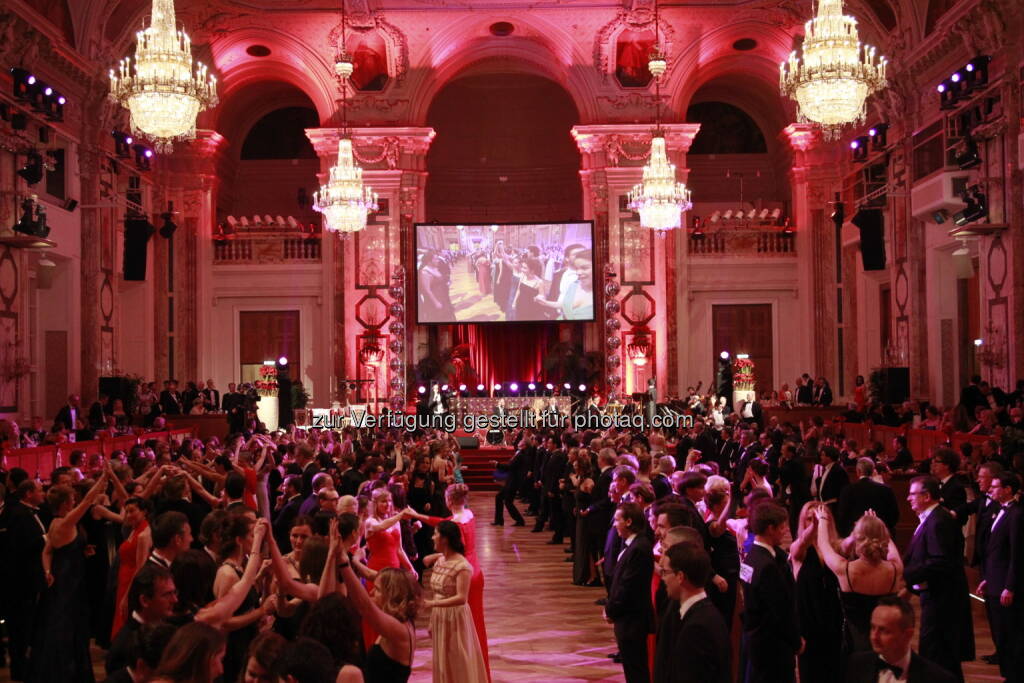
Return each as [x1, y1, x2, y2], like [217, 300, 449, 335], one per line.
[688, 230, 796, 256]
[213, 234, 321, 264]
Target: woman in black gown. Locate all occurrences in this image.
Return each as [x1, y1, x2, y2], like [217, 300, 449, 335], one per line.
[29, 473, 110, 683]
[512, 257, 548, 321]
[408, 456, 437, 575]
[790, 501, 843, 683]
[571, 457, 597, 586]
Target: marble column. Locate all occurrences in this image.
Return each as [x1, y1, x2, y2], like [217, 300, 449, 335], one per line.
[306, 128, 435, 403]
[572, 124, 700, 399]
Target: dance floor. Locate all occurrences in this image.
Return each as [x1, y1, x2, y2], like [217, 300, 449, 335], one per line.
[448, 259, 505, 322]
[1, 493, 1001, 682]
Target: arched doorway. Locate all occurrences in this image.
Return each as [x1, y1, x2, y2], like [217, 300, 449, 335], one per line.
[421, 72, 584, 387]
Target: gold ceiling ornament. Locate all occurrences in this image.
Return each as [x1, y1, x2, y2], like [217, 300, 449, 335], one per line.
[627, 0, 692, 234]
[779, 0, 887, 140]
[109, 0, 218, 153]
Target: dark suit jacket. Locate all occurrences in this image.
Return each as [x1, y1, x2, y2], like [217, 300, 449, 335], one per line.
[971, 494, 999, 567]
[980, 502, 1021, 595]
[542, 450, 568, 495]
[273, 494, 304, 552]
[339, 468, 366, 498]
[812, 385, 833, 406]
[814, 463, 850, 505]
[716, 440, 740, 477]
[54, 403, 79, 431]
[902, 504, 974, 661]
[651, 473, 672, 500]
[844, 650, 956, 683]
[201, 388, 220, 411]
[106, 615, 142, 674]
[653, 597, 731, 683]
[938, 475, 970, 525]
[836, 478, 900, 535]
[159, 390, 182, 416]
[605, 534, 655, 633]
[586, 466, 616, 536]
[740, 545, 800, 670]
[5, 502, 46, 589]
[300, 462, 320, 499]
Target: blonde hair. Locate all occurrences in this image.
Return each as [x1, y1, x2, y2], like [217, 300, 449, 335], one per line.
[375, 568, 421, 622]
[852, 514, 891, 564]
[445, 483, 469, 506]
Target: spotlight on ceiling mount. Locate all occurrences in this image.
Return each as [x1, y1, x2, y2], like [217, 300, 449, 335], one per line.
[850, 136, 869, 162]
[955, 136, 982, 170]
[17, 153, 44, 185]
[964, 55, 990, 91]
[952, 185, 987, 226]
[868, 123, 888, 150]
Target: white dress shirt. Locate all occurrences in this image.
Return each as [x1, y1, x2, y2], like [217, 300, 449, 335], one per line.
[678, 590, 708, 622]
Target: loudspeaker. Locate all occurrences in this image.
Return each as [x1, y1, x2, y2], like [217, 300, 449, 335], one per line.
[456, 436, 480, 449]
[880, 367, 910, 404]
[852, 208, 886, 271]
[99, 376, 133, 405]
[123, 218, 154, 281]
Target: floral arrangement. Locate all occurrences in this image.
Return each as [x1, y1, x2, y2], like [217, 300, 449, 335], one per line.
[733, 358, 755, 390]
[255, 365, 278, 395]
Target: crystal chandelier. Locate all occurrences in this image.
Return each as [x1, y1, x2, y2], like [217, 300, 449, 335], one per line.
[627, 0, 692, 233]
[314, 0, 377, 234]
[109, 0, 218, 152]
[779, 0, 887, 138]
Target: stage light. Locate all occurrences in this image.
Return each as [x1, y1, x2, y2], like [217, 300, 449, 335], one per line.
[17, 153, 44, 185]
[476, 384, 485, 391]
[263, 360, 276, 365]
[563, 383, 571, 390]
[277, 356, 288, 365]
[868, 123, 888, 150]
[965, 56, 990, 90]
[578, 384, 586, 393]
[850, 136, 869, 162]
[720, 351, 730, 360]
[974, 338, 983, 347]
[938, 79, 956, 110]
[494, 383, 501, 391]
[546, 383, 553, 390]
[490, 224, 498, 232]
[458, 384, 467, 393]
[736, 353, 749, 359]
[13, 196, 49, 238]
[418, 385, 426, 394]
[528, 382, 536, 391]
[950, 71, 962, 84]
[441, 384, 449, 392]
[955, 136, 982, 170]
[11, 68, 34, 100]
[133, 144, 152, 171]
[953, 186, 987, 226]
[509, 383, 518, 392]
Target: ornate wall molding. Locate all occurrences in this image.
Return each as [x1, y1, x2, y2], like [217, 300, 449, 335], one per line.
[328, 14, 410, 87]
[593, 8, 678, 82]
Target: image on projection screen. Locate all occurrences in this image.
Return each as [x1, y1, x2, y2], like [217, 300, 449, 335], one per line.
[415, 222, 595, 324]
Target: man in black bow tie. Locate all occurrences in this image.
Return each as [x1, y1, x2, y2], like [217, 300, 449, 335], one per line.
[844, 597, 955, 682]
[976, 472, 1022, 678]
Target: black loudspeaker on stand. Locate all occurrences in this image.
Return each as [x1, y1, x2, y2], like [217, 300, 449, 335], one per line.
[878, 367, 910, 404]
[852, 208, 886, 271]
[124, 218, 155, 281]
[99, 376, 133, 405]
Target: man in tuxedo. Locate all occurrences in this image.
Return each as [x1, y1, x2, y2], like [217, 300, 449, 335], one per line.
[88, 392, 109, 430]
[423, 381, 448, 418]
[795, 376, 813, 405]
[738, 392, 763, 426]
[970, 461, 1003, 570]
[959, 374, 986, 416]
[650, 455, 675, 500]
[844, 597, 956, 683]
[732, 429, 760, 488]
[337, 455, 366, 498]
[201, 379, 220, 412]
[740, 502, 801, 683]
[645, 378, 657, 429]
[534, 437, 567, 538]
[102, 622, 176, 683]
[836, 458, 899, 535]
[146, 511, 193, 569]
[715, 427, 740, 478]
[53, 392, 82, 432]
[691, 421, 718, 465]
[295, 444, 319, 499]
[106, 565, 177, 674]
[812, 377, 834, 406]
[604, 502, 654, 683]
[976, 472, 1021, 678]
[273, 475, 305, 551]
[654, 542, 731, 683]
[930, 448, 970, 524]
[159, 380, 183, 416]
[492, 443, 527, 526]
[222, 382, 244, 432]
[4, 479, 47, 680]
[810, 446, 849, 512]
[903, 476, 974, 681]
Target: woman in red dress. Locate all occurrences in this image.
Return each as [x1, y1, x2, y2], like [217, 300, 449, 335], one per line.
[363, 487, 416, 648]
[110, 497, 151, 639]
[406, 483, 490, 681]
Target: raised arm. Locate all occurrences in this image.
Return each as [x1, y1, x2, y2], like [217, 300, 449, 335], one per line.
[338, 557, 408, 643]
[813, 507, 848, 575]
[197, 520, 276, 628]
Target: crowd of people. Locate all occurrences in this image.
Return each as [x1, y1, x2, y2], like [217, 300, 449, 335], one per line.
[0, 370, 1021, 682]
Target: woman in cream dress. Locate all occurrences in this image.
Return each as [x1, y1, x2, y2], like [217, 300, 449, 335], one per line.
[423, 521, 487, 683]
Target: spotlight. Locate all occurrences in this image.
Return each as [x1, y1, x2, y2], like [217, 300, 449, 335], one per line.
[719, 351, 730, 360]
[965, 56, 990, 90]
[952, 186, 987, 226]
[868, 123, 888, 150]
[418, 385, 426, 394]
[563, 383, 571, 390]
[133, 144, 152, 170]
[11, 68, 34, 100]
[458, 384, 467, 393]
[13, 196, 49, 238]
[938, 80, 957, 110]
[527, 382, 536, 391]
[850, 136, 869, 162]
[955, 136, 982, 170]
[277, 356, 288, 366]
[545, 383, 553, 391]
[509, 383, 519, 393]
[578, 384, 586, 393]
[476, 383, 485, 392]
[494, 383, 501, 391]
[159, 202, 177, 238]
[112, 131, 133, 158]
[44, 89, 65, 122]
[974, 338, 983, 347]
[17, 153, 44, 185]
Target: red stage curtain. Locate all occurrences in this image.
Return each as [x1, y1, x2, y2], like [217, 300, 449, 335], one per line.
[452, 324, 553, 389]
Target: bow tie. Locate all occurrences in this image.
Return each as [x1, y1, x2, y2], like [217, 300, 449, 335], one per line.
[876, 657, 903, 679]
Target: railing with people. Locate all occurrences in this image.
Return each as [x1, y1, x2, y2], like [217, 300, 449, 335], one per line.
[1, 428, 194, 482]
[213, 234, 321, 264]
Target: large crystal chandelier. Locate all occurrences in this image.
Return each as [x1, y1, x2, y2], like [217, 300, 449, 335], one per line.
[627, 0, 692, 233]
[314, 138, 378, 234]
[109, 0, 218, 152]
[779, 0, 887, 138]
[314, 0, 377, 234]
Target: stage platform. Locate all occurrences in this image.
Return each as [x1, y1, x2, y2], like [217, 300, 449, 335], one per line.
[458, 444, 513, 492]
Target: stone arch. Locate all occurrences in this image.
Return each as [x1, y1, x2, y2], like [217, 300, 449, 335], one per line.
[407, 16, 599, 125]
